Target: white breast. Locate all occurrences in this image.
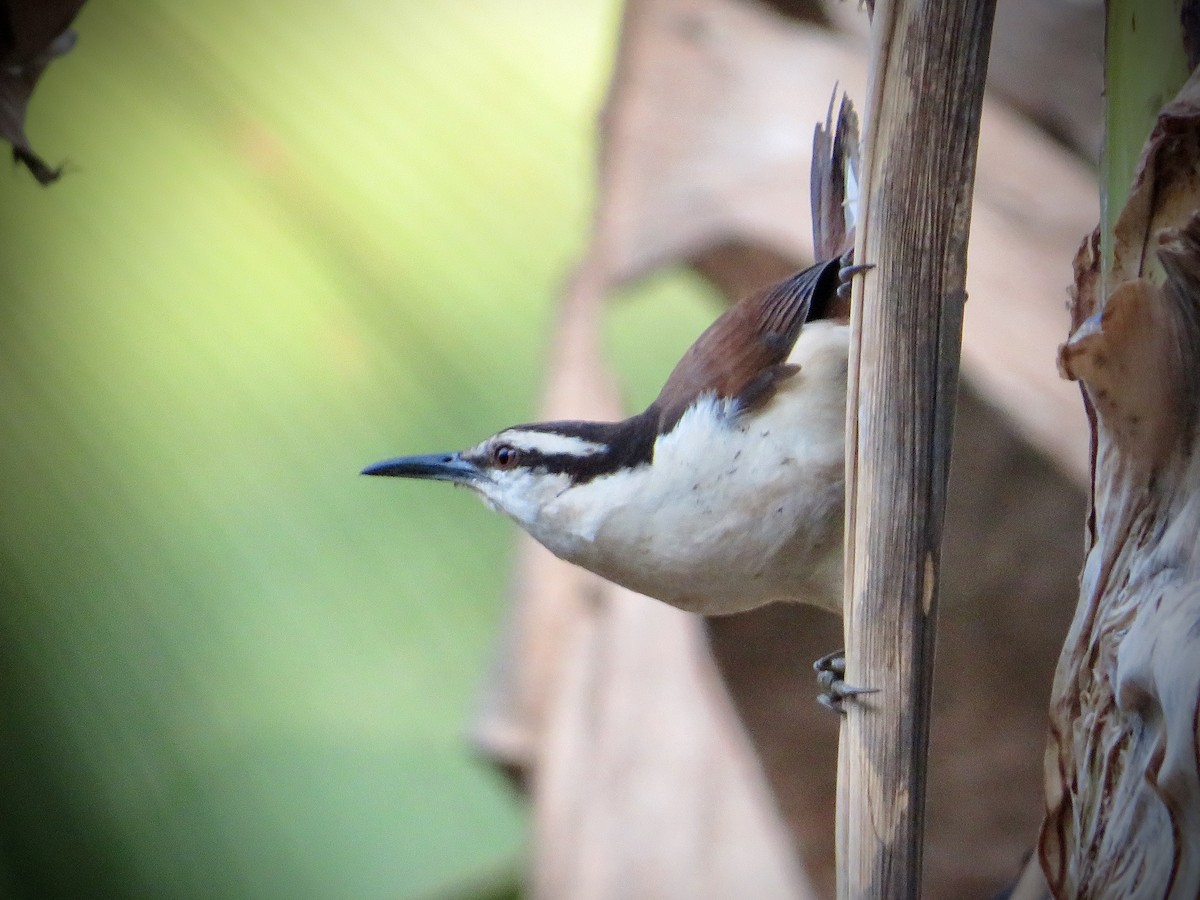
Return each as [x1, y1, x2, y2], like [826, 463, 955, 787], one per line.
[532, 321, 849, 616]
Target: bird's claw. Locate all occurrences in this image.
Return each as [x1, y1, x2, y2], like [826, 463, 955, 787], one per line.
[836, 260, 874, 299]
[813, 649, 878, 714]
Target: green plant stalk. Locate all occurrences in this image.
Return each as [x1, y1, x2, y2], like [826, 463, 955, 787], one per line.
[1102, 0, 1191, 286]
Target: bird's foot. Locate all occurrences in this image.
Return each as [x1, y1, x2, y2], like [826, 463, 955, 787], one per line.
[813, 649, 878, 714]
[836, 261, 874, 299]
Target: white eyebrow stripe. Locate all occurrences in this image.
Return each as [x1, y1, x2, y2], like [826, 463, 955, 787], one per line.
[504, 431, 607, 457]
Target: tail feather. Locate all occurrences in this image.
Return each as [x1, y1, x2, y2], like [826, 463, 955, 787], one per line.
[810, 92, 860, 262]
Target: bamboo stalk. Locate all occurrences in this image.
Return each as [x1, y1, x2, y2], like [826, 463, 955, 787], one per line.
[837, 1, 997, 896]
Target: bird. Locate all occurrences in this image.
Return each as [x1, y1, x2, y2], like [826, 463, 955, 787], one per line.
[363, 95, 870, 705]
[364, 259, 852, 615]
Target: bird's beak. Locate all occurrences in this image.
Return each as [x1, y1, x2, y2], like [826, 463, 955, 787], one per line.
[361, 452, 483, 484]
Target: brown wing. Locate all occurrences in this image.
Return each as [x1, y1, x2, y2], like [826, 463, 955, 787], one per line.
[651, 258, 842, 430]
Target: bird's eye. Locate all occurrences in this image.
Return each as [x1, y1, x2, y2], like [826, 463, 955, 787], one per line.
[492, 443, 521, 469]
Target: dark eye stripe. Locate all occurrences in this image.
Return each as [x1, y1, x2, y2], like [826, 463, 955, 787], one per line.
[492, 414, 657, 485]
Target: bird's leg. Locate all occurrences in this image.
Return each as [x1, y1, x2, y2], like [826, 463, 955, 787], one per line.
[813, 649, 878, 714]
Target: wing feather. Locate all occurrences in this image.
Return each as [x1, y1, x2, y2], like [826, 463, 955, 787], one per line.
[651, 258, 842, 429]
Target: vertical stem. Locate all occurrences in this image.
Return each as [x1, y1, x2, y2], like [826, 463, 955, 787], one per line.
[837, 1, 996, 897]
[1100, 0, 1190, 289]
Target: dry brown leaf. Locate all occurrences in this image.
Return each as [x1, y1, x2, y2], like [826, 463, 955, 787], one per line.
[531, 586, 815, 899]
[1109, 69, 1200, 292]
[1045, 217, 1200, 898]
[0, 0, 87, 184]
[0, 0, 87, 183]
[592, 0, 869, 284]
[1043, 70, 1200, 900]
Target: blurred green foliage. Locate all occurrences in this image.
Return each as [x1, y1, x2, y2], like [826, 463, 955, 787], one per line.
[0, 1, 721, 898]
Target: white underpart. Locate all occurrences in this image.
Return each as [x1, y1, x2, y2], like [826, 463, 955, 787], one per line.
[507, 320, 850, 616]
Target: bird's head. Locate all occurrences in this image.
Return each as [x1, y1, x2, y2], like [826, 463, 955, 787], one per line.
[362, 415, 656, 534]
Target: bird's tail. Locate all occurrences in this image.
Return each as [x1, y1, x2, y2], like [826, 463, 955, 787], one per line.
[810, 91, 860, 263]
